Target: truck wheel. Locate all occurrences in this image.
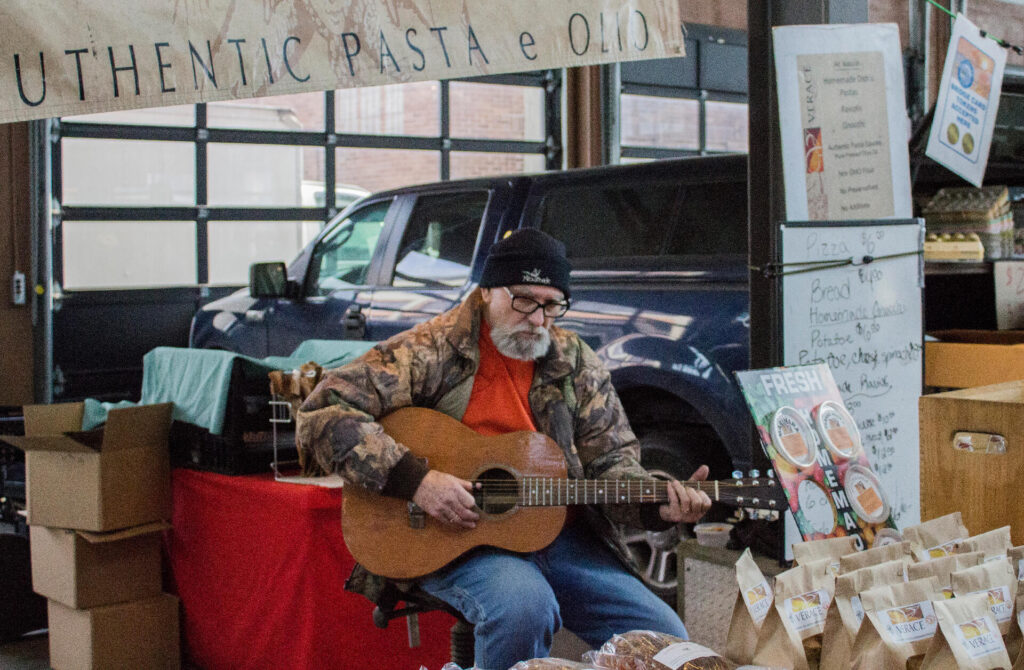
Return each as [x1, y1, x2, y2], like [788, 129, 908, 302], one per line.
[622, 427, 731, 606]
[619, 431, 695, 605]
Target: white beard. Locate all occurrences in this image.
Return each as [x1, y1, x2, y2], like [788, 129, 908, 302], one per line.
[489, 322, 551, 361]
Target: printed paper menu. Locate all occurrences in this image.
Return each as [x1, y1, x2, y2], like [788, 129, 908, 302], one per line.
[774, 23, 912, 221]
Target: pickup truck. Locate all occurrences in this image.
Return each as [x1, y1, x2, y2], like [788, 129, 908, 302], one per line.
[189, 154, 752, 601]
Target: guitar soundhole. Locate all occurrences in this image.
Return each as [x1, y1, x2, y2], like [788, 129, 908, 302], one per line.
[474, 467, 518, 515]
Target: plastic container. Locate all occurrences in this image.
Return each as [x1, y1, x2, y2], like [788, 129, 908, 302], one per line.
[693, 522, 733, 548]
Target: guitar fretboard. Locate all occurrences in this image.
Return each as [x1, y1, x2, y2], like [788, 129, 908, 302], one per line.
[472, 478, 775, 508]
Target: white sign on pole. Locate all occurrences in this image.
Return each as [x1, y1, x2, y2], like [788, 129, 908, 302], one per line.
[994, 260, 1024, 329]
[782, 221, 925, 528]
[773, 24, 913, 223]
[925, 14, 1007, 188]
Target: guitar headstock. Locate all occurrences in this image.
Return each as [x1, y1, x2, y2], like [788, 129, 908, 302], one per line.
[716, 469, 788, 512]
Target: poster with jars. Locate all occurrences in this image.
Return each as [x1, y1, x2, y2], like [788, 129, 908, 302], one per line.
[735, 364, 898, 549]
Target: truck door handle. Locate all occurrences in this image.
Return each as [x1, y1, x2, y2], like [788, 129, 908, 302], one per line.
[343, 304, 366, 339]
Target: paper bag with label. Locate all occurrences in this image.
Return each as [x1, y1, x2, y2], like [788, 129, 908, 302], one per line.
[821, 559, 909, 670]
[1003, 581, 1023, 667]
[752, 559, 834, 670]
[907, 551, 985, 599]
[850, 576, 944, 670]
[839, 541, 914, 574]
[792, 536, 859, 575]
[954, 526, 1012, 562]
[951, 560, 1017, 638]
[725, 548, 774, 664]
[902, 513, 969, 561]
[919, 593, 1012, 670]
[1007, 546, 1024, 581]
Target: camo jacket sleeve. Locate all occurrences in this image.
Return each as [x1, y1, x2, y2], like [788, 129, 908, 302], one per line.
[571, 339, 669, 529]
[294, 321, 452, 494]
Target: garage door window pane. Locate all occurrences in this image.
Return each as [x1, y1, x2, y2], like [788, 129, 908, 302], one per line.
[450, 83, 545, 141]
[621, 95, 698, 150]
[208, 144, 324, 206]
[208, 93, 325, 131]
[450, 152, 545, 180]
[208, 221, 322, 285]
[335, 82, 440, 136]
[336, 147, 439, 192]
[62, 221, 196, 289]
[62, 138, 195, 206]
[706, 100, 748, 152]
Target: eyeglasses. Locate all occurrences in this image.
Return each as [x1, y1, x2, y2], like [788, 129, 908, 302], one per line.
[503, 287, 570, 318]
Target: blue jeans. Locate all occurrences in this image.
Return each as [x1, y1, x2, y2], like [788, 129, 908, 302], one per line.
[419, 521, 687, 670]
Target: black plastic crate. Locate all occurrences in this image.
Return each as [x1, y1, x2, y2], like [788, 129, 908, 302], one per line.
[169, 421, 299, 476]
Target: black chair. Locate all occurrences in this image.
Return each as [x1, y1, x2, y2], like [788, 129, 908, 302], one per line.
[371, 580, 475, 668]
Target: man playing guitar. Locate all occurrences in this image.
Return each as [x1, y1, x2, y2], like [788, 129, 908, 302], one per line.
[296, 228, 712, 670]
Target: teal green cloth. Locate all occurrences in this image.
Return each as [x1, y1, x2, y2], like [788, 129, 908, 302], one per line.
[82, 398, 138, 431]
[137, 340, 376, 435]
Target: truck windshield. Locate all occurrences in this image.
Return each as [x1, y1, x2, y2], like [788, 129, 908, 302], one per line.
[309, 201, 390, 294]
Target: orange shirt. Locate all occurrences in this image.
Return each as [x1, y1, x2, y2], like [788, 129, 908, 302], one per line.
[461, 320, 537, 435]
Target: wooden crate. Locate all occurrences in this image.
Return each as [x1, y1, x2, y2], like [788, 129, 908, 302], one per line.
[919, 381, 1024, 545]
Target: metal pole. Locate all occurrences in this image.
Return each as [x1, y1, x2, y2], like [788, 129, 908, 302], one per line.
[29, 119, 52, 403]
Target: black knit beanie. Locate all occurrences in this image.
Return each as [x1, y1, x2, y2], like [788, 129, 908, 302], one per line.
[479, 229, 572, 298]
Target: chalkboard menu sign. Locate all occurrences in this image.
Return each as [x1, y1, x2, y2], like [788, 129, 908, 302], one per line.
[780, 220, 925, 528]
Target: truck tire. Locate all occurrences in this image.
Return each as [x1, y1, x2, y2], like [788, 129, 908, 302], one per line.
[621, 427, 732, 606]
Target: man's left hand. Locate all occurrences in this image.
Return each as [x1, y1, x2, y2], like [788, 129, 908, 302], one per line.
[658, 465, 712, 524]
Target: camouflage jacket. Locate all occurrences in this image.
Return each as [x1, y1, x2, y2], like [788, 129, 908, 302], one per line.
[296, 288, 667, 596]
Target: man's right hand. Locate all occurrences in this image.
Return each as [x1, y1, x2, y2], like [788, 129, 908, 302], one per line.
[412, 470, 480, 529]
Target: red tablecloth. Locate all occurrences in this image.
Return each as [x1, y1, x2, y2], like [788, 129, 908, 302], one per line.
[165, 469, 455, 670]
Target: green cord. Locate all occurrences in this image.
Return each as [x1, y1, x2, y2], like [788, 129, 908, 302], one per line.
[923, 0, 1023, 54]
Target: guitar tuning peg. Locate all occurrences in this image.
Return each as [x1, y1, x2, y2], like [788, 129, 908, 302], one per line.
[748, 469, 760, 478]
[731, 470, 743, 480]
[767, 469, 775, 479]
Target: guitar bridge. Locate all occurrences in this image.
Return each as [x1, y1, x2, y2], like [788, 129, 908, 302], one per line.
[407, 502, 426, 529]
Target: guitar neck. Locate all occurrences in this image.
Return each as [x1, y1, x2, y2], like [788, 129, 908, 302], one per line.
[500, 478, 757, 508]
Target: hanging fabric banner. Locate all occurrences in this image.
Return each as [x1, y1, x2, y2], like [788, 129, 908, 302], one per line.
[0, 0, 685, 124]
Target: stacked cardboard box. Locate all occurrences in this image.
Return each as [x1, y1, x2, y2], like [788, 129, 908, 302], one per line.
[6, 402, 181, 670]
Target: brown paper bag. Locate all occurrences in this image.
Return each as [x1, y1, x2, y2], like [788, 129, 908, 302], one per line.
[820, 559, 909, 670]
[954, 526, 1013, 562]
[1004, 581, 1024, 666]
[920, 592, 1012, 670]
[951, 560, 1017, 637]
[1009, 546, 1024, 582]
[839, 541, 914, 574]
[903, 512, 970, 561]
[850, 576, 944, 670]
[792, 536, 859, 575]
[725, 548, 774, 664]
[907, 551, 985, 599]
[752, 559, 834, 670]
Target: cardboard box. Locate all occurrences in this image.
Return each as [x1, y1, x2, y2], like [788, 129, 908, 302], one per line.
[919, 380, 1024, 546]
[48, 594, 180, 670]
[30, 522, 167, 609]
[925, 329, 1024, 389]
[5, 402, 172, 531]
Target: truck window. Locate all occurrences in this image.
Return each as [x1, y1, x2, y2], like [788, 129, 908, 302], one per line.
[538, 179, 747, 259]
[391, 191, 489, 288]
[309, 201, 389, 295]
[665, 182, 748, 255]
[537, 183, 680, 259]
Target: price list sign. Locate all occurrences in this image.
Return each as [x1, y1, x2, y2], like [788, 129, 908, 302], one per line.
[781, 222, 924, 527]
[995, 261, 1024, 330]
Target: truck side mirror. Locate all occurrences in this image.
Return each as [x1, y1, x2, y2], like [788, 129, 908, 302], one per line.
[249, 262, 288, 298]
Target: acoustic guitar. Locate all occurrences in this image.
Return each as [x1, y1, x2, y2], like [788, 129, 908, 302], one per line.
[341, 407, 785, 579]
